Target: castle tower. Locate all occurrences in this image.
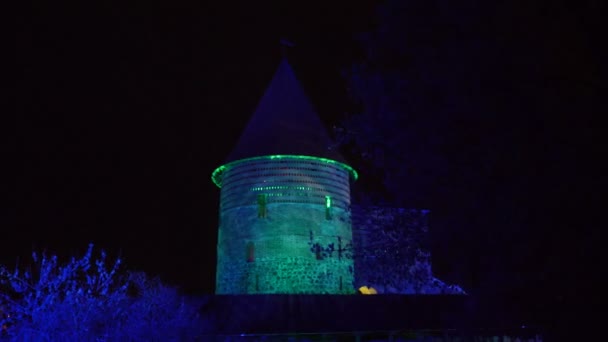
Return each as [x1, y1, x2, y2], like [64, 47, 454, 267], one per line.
[212, 58, 357, 294]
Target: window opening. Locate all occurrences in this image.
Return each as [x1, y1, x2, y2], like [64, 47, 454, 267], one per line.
[325, 195, 332, 220]
[257, 194, 267, 218]
[246, 242, 255, 262]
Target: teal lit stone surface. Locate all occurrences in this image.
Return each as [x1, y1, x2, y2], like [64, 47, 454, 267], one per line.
[215, 157, 355, 294]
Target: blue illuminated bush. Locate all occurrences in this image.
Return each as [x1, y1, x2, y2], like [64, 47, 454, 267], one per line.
[0, 244, 205, 341]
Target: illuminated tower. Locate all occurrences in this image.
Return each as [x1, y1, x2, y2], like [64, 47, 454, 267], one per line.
[212, 58, 357, 294]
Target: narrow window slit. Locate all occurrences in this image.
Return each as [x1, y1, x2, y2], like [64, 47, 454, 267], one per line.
[257, 194, 267, 218]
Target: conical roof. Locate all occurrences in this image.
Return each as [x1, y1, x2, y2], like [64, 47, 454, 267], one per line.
[225, 58, 346, 163]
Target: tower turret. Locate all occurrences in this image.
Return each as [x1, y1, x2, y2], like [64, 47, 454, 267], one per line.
[212, 58, 357, 294]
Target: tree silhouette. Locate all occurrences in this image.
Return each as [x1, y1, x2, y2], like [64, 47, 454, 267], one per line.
[338, 0, 599, 320]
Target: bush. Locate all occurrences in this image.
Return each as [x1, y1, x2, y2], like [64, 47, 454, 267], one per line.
[0, 244, 205, 341]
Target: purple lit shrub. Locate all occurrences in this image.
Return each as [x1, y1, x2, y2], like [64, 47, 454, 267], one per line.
[0, 244, 204, 341]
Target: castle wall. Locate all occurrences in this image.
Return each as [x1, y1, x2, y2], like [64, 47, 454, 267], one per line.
[216, 156, 354, 294]
[351, 206, 433, 293]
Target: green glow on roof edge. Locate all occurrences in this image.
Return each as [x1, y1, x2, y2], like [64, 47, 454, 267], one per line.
[211, 155, 358, 188]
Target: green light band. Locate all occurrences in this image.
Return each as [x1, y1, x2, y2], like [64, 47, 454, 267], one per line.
[251, 186, 316, 192]
[211, 155, 358, 188]
[325, 195, 332, 209]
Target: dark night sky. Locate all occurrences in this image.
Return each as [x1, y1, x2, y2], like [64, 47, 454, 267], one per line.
[7, 0, 602, 302]
[8, 1, 382, 294]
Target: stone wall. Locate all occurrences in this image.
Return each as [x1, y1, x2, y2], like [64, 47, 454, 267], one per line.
[216, 203, 465, 294]
[216, 155, 355, 294]
[351, 206, 465, 294]
[217, 257, 354, 294]
[214, 155, 464, 294]
[216, 203, 354, 294]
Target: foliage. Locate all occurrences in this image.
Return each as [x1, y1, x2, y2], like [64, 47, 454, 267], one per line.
[0, 244, 205, 341]
[337, 0, 567, 298]
[337, 0, 499, 209]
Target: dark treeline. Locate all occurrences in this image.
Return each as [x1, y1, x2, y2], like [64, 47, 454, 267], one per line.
[337, 0, 600, 334]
